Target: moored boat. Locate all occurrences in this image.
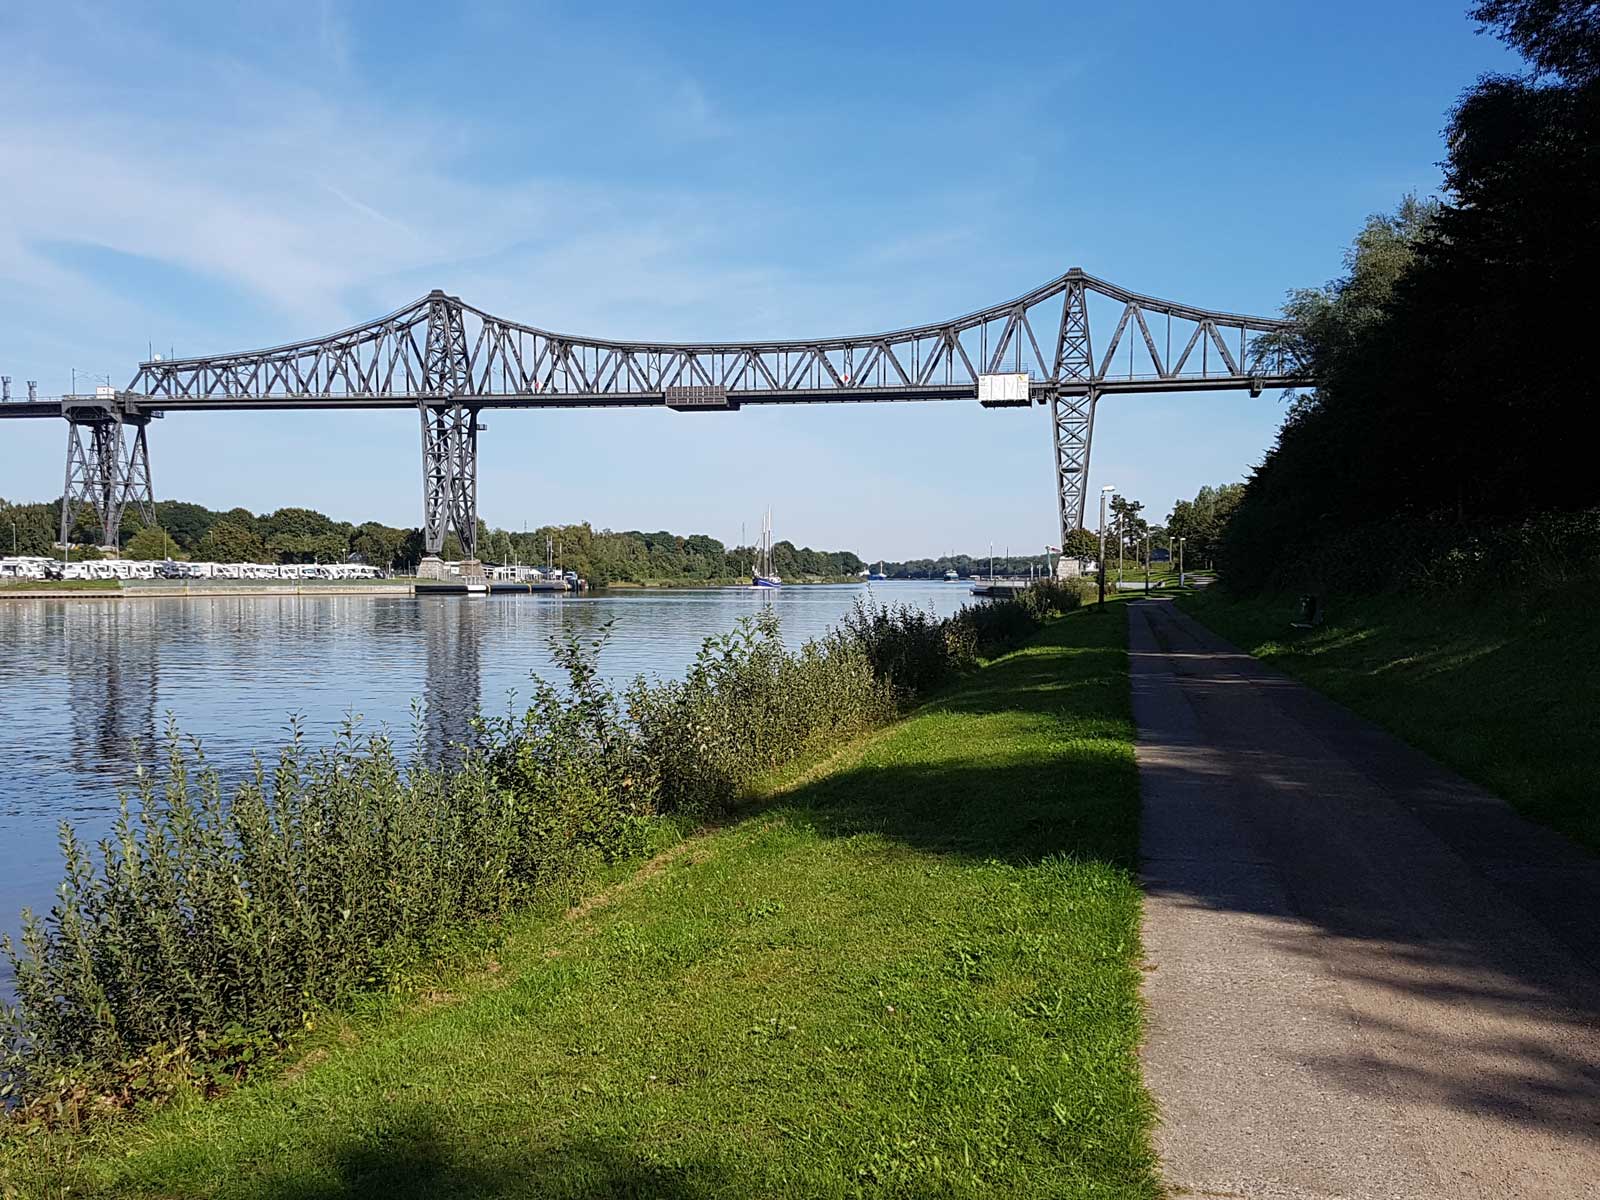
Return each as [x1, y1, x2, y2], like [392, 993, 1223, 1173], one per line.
[751, 509, 782, 588]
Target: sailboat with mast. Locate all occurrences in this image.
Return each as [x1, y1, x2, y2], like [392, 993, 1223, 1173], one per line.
[751, 509, 782, 588]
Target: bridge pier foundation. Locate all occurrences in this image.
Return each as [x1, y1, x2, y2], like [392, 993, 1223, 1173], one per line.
[60, 402, 155, 550]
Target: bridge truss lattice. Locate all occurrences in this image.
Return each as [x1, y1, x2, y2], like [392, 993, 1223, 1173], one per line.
[3, 268, 1302, 559]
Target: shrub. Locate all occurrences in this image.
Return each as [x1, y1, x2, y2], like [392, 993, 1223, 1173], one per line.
[627, 608, 896, 816]
[837, 597, 957, 699]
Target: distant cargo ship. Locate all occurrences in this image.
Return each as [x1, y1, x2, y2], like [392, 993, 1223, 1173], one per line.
[868, 561, 888, 582]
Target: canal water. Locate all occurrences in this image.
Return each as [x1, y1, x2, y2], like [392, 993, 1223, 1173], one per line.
[0, 582, 974, 971]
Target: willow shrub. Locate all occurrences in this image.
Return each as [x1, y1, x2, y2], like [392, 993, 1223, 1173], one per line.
[0, 590, 1078, 1112]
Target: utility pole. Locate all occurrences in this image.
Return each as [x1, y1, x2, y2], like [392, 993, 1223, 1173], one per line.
[1144, 532, 1151, 594]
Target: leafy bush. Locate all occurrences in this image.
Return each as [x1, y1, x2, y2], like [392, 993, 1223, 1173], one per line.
[944, 577, 1092, 657]
[837, 597, 960, 699]
[628, 608, 896, 816]
[1, 584, 1078, 1115]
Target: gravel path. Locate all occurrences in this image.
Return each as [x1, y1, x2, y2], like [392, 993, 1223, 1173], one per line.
[1130, 598, 1600, 1200]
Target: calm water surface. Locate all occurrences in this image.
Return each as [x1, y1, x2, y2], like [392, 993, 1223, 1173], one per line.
[0, 582, 974, 962]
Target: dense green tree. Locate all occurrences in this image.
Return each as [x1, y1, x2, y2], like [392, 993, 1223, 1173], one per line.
[1167, 485, 1245, 569]
[482, 529, 514, 566]
[350, 522, 410, 570]
[124, 526, 182, 561]
[1061, 528, 1100, 560]
[1472, 0, 1600, 83]
[398, 528, 427, 573]
[1107, 495, 1147, 560]
[1222, 0, 1600, 592]
[259, 507, 339, 541]
[197, 519, 269, 563]
[1, 499, 59, 556]
[153, 501, 217, 551]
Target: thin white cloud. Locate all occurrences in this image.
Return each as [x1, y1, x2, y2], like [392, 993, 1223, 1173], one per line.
[321, 185, 415, 236]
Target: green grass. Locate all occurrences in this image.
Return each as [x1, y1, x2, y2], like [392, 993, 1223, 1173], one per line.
[1, 608, 1154, 1200]
[1180, 586, 1600, 854]
[0, 578, 120, 592]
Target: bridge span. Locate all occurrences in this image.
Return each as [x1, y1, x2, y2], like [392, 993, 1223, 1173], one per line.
[0, 268, 1303, 561]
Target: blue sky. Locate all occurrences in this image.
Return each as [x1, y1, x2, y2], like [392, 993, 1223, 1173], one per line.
[0, 1, 1518, 558]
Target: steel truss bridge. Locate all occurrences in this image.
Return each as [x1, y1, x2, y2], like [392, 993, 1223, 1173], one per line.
[1, 268, 1302, 560]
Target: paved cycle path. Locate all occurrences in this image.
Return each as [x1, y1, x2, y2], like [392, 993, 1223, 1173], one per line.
[1130, 598, 1600, 1200]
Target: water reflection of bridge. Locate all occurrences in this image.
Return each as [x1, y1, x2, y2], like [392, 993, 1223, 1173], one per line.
[15, 586, 804, 796]
[29, 595, 492, 786]
[419, 596, 483, 762]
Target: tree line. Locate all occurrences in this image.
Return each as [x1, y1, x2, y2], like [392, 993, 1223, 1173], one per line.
[0, 495, 873, 585]
[1219, 0, 1600, 594]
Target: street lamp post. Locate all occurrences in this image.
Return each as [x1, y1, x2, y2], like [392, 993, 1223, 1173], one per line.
[1177, 537, 1186, 588]
[1098, 485, 1115, 607]
[1144, 532, 1151, 594]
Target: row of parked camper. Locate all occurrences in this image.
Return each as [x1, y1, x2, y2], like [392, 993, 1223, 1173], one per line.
[0, 556, 387, 582]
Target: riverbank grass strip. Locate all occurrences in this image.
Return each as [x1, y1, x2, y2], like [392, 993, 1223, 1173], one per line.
[10, 607, 1154, 1200]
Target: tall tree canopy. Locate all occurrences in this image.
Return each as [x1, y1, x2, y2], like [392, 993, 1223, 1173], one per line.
[1221, 0, 1600, 592]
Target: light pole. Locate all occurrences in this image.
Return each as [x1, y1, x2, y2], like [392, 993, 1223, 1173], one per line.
[1144, 531, 1151, 594]
[1177, 537, 1186, 588]
[1098, 485, 1115, 607]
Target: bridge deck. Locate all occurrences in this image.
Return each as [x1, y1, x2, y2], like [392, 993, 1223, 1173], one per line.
[0, 372, 1299, 418]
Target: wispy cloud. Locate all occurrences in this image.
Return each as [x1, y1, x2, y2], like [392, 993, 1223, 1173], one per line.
[0, 2, 1037, 392]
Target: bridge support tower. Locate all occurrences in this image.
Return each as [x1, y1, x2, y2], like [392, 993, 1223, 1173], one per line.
[1050, 277, 1098, 556]
[60, 396, 155, 550]
[1051, 388, 1098, 547]
[416, 290, 483, 572]
[418, 401, 482, 565]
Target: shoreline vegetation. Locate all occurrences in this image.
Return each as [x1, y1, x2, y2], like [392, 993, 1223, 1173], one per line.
[4, 494, 1062, 589]
[1, 580, 1155, 1199]
[2, 496, 866, 587]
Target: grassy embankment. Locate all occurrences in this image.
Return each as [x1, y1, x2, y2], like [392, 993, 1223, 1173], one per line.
[3, 606, 1155, 1200]
[1180, 587, 1600, 854]
[0, 579, 121, 593]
